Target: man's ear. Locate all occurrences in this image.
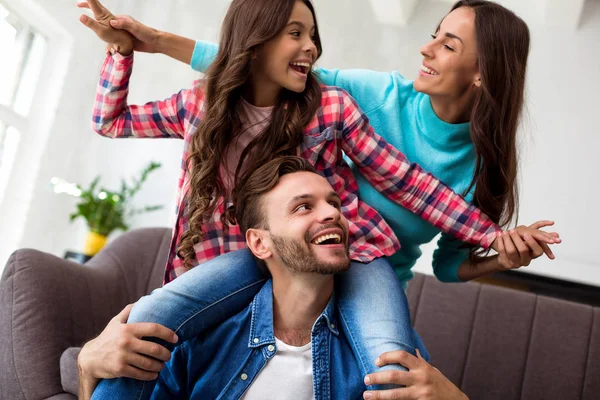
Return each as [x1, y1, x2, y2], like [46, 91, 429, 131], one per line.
[246, 228, 272, 260]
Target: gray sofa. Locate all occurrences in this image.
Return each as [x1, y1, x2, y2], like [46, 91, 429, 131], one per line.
[1, 228, 599, 399]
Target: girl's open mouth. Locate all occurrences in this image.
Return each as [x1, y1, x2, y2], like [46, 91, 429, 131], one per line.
[290, 61, 311, 75]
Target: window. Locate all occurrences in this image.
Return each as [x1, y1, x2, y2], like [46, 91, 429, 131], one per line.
[0, 0, 72, 273]
[0, 1, 46, 198]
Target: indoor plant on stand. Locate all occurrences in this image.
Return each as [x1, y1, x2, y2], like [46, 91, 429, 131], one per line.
[51, 161, 164, 257]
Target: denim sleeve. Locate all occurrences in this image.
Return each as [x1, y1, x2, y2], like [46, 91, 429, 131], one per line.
[190, 40, 219, 72]
[432, 232, 469, 283]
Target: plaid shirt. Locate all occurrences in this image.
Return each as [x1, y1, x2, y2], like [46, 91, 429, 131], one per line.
[94, 53, 501, 284]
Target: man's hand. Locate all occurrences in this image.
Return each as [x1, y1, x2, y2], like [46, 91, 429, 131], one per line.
[77, 304, 178, 383]
[362, 350, 469, 400]
[77, 0, 134, 55]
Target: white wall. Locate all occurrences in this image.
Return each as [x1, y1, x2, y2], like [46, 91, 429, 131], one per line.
[1, 0, 599, 286]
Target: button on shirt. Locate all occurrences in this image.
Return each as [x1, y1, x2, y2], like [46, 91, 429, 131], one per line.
[149, 280, 365, 399]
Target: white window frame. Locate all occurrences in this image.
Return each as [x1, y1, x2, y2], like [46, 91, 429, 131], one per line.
[0, 0, 73, 267]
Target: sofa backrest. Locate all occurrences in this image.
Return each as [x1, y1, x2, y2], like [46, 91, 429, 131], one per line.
[406, 273, 600, 400]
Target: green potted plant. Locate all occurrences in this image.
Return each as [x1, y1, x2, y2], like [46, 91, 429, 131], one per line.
[51, 161, 164, 255]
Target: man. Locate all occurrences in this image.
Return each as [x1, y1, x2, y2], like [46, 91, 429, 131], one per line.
[87, 156, 468, 399]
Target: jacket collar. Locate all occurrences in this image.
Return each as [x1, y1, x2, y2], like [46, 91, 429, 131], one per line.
[248, 279, 339, 349]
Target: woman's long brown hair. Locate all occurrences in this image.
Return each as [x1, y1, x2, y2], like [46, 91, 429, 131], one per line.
[178, 0, 323, 269]
[450, 1, 530, 260]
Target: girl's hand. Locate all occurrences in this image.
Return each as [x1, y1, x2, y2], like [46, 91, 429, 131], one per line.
[77, 0, 134, 55]
[494, 220, 561, 270]
[362, 350, 469, 400]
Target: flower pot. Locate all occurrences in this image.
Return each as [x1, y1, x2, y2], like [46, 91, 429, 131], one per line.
[83, 231, 108, 256]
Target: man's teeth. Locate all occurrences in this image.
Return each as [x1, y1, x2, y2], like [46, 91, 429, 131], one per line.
[421, 65, 438, 75]
[312, 233, 341, 245]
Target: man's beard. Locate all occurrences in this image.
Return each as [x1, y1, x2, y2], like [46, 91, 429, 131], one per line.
[270, 230, 350, 275]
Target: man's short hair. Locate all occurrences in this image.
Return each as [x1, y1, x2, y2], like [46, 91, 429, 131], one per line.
[234, 156, 316, 234]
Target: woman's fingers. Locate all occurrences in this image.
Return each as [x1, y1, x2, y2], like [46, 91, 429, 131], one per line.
[538, 240, 555, 259]
[502, 232, 519, 266]
[519, 230, 556, 260]
[528, 230, 558, 245]
[529, 220, 554, 229]
[495, 231, 505, 255]
[85, 0, 110, 17]
[509, 230, 530, 266]
[523, 234, 544, 259]
[79, 14, 106, 35]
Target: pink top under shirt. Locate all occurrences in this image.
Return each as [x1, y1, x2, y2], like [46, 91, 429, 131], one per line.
[220, 98, 273, 193]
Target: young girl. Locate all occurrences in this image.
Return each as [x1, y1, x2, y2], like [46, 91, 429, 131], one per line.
[77, 0, 557, 397]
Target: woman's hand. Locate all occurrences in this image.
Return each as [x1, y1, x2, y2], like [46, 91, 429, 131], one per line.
[77, 0, 134, 55]
[78, 2, 161, 54]
[496, 220, 561, 270]
[362, 350, 469, 400]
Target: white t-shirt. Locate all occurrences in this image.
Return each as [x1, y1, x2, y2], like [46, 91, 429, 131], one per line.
[241, 337, 314, 399]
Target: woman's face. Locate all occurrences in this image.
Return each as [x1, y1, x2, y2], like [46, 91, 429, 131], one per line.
[414, 7, 480, 99]
[252, 1, 318, 95]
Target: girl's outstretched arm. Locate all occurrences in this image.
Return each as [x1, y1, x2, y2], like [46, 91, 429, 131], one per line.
[79, 0, 205, 139]
[93, 53, 203, 140]
[338, 89, 558, 251]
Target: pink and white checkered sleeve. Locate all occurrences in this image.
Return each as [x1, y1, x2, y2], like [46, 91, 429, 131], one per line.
[92, 52, 203, 140]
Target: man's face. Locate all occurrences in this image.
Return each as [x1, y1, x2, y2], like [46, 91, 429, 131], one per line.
[261, 171, 350, 274]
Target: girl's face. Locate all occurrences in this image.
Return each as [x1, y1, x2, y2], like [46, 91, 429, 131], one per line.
[251, 1, 318, 95]
[414, 7, 480, 99]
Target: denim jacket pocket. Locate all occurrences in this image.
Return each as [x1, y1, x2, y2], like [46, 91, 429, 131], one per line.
[303, 126, 337, 149]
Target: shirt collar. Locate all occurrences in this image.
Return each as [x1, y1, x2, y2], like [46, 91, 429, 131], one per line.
[248, 279, 339, 349]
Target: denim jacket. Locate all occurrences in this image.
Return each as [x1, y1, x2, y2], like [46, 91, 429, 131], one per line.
[150, 280, 365, 399]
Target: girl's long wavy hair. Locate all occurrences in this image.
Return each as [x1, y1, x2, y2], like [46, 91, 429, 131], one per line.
[178, 0, 323, 269]
[449, 1, 530, 261]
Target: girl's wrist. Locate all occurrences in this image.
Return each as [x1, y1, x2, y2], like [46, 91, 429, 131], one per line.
[116, 42, 134, 56]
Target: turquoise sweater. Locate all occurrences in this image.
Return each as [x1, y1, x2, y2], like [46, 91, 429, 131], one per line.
[191, 41, 476, 283]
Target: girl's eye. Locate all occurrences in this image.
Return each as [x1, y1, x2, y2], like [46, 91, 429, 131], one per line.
[330, 201, 341, 209]
[430, 34, 437, 40]
[290, 31, 301, 37]
[444, 44, 455, 51]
